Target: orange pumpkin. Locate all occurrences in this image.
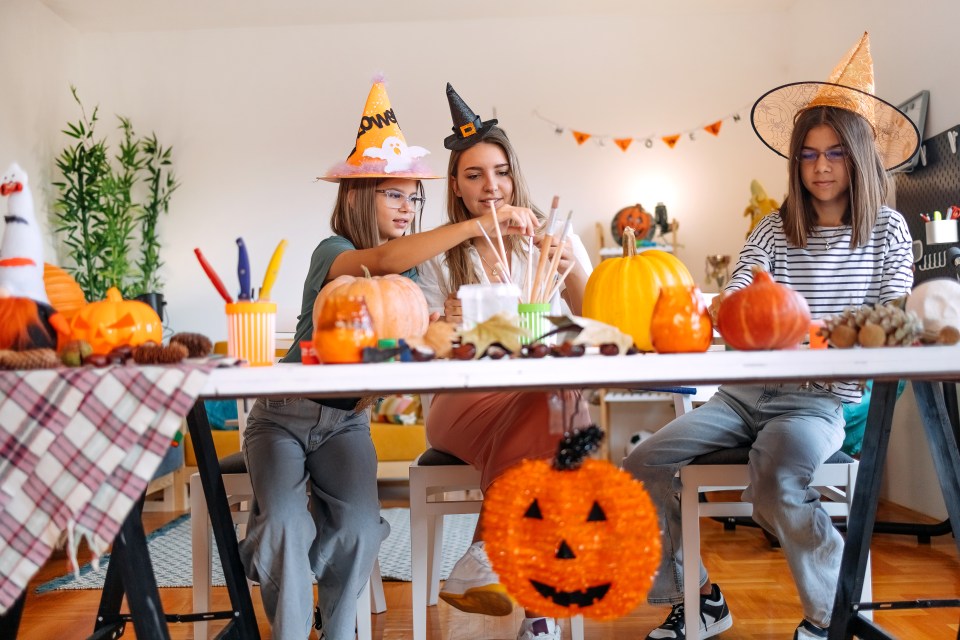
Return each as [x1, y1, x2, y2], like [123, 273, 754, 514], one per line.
[312, 267, 428, 342]
[482, 427, 661, 619]
[650, 285, 713, 353]
[69, 287, 163, 355]
[583, 227, 694, 351]
[313, 296, 377, 364]
[610, 203, 654, 246]
[716, 265, 810, 350]
[43, 263, 86, 319]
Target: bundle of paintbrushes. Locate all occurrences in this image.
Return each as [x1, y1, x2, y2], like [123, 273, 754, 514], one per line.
[474, 195, 576, 304]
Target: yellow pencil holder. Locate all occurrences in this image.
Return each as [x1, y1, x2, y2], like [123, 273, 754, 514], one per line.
[518, 302, 552, 345]
[226, 301, 277, 366]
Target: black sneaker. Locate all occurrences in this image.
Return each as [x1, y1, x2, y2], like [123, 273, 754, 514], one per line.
[793, 619, 828, 639]
[314, 606, 324, 639]
[645, 583, 733, 640]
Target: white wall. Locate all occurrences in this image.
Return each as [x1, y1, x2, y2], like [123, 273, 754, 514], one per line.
[0, 0, 80, 262]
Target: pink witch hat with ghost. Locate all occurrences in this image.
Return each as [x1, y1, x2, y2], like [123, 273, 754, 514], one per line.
[319, 75, 442, 182]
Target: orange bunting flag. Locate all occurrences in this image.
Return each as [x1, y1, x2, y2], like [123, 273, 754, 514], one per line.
[704, 120, 723, 136]
[613, 138, 633, 152]
[662, 134, 681, 149]
[572, 130, 591, 145]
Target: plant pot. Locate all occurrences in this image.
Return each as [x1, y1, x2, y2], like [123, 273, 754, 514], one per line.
[136, 292, 166, 321]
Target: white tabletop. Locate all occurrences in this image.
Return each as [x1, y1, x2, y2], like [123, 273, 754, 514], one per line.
[199, 346, 960, 399]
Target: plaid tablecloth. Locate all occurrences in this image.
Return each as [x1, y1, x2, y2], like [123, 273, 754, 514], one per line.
[0, 362, 216, 614]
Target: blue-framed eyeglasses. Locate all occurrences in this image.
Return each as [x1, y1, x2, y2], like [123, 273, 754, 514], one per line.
[797, 148, 847, 164]
[376, 189, 425, 212]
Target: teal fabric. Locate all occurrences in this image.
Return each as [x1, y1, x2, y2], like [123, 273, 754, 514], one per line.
[841, 380, 907, 455]
[204, 399, 239, 430]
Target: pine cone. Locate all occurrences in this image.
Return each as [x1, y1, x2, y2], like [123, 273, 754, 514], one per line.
[169, 332, 213, 357]
[132, 342, 189, 365]
[0, 348, 61, 370]
[820, 304, 922, 348]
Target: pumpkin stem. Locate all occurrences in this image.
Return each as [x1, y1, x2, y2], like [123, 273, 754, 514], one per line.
[622, 227, 636, 258]
[361, 265, 372, 279]
[553, 425, 605, 471]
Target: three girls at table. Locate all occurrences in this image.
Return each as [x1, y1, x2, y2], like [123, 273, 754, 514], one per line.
[238, 78, 537, 640]
[623, 33, 919, 640]
[415, 85, 594, 640]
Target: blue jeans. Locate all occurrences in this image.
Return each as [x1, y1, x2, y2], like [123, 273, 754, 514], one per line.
[239, 398, 389, 640]
[621, 384, 845, 628]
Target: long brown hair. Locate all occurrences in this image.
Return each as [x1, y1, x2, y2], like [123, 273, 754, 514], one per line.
[330, 178, 423, 249]
[442, 127, 545, 295]
[782, 106, 888, 248]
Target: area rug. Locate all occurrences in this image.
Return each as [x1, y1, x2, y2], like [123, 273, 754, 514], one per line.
[35, 508, 478, 593]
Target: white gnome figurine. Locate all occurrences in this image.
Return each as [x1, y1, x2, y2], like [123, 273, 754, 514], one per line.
[0, 163, 49, 304]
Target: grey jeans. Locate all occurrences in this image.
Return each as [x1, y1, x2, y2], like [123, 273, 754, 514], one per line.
[239, 397, 389, 640]
[621, 383, 845, 628]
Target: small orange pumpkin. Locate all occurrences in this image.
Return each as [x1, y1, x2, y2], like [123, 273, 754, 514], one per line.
[312, 266, 428, 342]
[650, 285, 713, 353]
[716, 265, 810, 350]
[482, 427, 661, 619]
[583, 227, 694, 351]
[313, 296, 377, 364]
[69, 287, 163, 355]
[43, 263, 86, 319]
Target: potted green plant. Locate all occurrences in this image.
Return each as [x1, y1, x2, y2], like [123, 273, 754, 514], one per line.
[53, 86, 179, 317]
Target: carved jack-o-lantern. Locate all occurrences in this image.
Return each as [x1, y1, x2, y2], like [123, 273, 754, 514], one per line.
[481, 427, 661, 619]
[69, 287, 162, 355]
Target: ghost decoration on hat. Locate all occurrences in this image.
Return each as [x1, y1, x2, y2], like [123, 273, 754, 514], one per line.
[0, 163, 49, 304]
[362, 135, 430, 173]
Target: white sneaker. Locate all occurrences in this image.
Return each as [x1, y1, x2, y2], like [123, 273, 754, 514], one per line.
[439, 541, 513, 616]
[793, 619, 828, 639]
[517, 617, 561, 640]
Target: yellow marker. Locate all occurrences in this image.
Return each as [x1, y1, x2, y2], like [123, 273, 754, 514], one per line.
[258, 239, 288, 301]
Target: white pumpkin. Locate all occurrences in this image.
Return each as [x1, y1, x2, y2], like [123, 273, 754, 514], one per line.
[905, 279, 960, 337]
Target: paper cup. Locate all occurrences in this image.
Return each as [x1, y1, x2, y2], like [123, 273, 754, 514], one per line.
[518, 302, 552, 345]
[458, 283, 521, 330]
[226, 301, 277, 366]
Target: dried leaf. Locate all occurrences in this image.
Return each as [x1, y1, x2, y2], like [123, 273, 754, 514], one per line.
[458, 312, 530, 357]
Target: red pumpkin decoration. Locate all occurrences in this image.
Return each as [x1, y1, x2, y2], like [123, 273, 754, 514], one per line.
[482, 427, 661, 619]
[69, 287, 163, 355]
[610, 203, 654, 246]
[313, 295, 377, 364]
[650, 285, 713, 353]
[716, 265, 810, 350]
[43, 263, 86, 320]
[583, 227, 695, 351]
[312, 266, 428, 342]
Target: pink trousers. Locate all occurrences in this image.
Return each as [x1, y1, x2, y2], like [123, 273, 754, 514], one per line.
[426, 390, 590, 491]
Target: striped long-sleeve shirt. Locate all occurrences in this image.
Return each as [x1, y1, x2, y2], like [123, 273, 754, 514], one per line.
[725, 206, 914, 403]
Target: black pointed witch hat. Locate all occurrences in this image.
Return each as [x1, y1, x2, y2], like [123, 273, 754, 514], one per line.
[443, 83, 499, 151]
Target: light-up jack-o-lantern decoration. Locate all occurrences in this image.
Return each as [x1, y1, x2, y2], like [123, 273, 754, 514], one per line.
[481, 426, 661, 619]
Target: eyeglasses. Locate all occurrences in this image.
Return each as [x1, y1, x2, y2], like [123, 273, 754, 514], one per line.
[797, 148, 847, 164]
[376, 189, 425, 212]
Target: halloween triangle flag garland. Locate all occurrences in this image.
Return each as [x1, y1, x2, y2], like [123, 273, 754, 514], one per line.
[533, 102, 751, 152]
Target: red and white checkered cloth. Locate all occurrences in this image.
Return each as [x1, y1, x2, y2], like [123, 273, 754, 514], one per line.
[0, 362, 216, 614]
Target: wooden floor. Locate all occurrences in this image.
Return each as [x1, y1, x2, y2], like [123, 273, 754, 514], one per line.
[16, 483, 960, 639]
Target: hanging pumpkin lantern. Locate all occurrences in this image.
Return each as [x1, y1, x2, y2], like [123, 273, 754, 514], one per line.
[610, 203, 655, 247]
[650, 285, 713, 353]
[43, 263, 86, 319]
[482, 427, 661, 620]
[716, 265, 810, 350]
[583, 227, 694, 351]
[313, 295, 377, 364]
[312, 266, 428, 342]
[69, 287, 163, 355]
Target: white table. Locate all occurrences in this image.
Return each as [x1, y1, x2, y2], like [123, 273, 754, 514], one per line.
[190, 347, 960, 640]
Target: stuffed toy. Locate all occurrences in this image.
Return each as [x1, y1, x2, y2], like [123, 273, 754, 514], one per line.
[742, 179, 780, 238]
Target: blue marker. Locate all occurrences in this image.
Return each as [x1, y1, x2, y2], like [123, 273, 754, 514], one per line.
[236, 237, 251, 300]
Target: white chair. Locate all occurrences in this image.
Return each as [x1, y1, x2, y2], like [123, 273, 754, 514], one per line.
[408, 448, 585, 640]
[190, 392, 386, 639]
[678, 449, 870, 640]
